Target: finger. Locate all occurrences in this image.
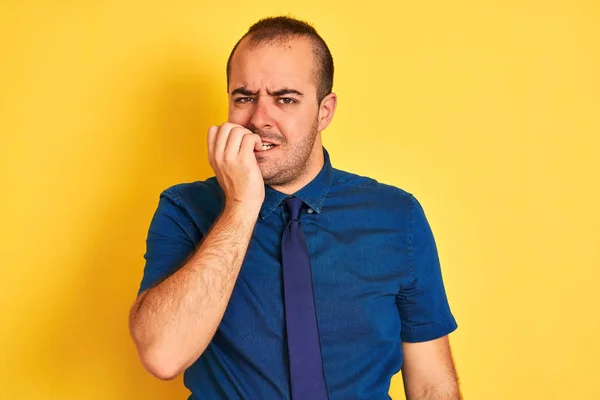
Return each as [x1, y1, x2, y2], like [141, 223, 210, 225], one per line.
[207, 125, 219, 163]
[214, 122, 239, 160]
[224, 127, 250, 161]
[253, 136, 264, 152]
[240, 133, 263, 161]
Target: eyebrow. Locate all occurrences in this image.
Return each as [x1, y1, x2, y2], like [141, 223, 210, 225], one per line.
[269, 88, 304, 97]
[230, 87, 304, 97]
[231, 87, 257, 96]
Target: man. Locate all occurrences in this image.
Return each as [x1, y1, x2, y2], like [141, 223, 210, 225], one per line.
[129, 16, 461, 400]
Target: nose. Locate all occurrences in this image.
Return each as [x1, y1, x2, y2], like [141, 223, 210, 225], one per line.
[248, 97, 273, 132]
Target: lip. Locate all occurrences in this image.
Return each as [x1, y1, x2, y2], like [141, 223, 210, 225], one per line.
[256, 144, 278, 153]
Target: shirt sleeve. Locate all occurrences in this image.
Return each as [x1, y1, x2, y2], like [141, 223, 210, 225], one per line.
[397, 194, 458, 342]
[137, 189, 197, 296]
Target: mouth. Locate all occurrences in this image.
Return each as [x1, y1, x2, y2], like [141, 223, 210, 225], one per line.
[257, 143, 278, 152]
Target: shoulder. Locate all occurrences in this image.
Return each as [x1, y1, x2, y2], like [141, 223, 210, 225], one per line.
[161, 177, 224, 207]
[156, 177, 225, 230]
[330, 167, 416, 213]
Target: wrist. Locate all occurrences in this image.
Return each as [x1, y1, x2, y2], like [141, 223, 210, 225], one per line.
[223, 200, 262, 221]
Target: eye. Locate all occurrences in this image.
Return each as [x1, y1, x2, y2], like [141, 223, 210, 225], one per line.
[278, 97, 297, 105]
[235, 97, 254, 104]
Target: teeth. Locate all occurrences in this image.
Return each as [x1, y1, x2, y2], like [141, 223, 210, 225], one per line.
[261, 143, 275, 149]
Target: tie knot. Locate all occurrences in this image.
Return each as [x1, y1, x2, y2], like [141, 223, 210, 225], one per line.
[285, 197, 304, 220]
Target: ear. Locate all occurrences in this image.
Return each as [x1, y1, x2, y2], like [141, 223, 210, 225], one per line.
[317, 92, 337, 132]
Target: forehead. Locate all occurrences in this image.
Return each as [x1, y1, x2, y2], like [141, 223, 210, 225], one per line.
[229, 36, 317, 93]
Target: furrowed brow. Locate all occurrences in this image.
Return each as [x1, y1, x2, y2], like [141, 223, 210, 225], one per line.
[231, 87, 258, 96]
[268, 88, 304, 97]
[230, 87, 304, 97]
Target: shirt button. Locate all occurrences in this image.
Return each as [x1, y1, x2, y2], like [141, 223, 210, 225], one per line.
[307, 208, 314, 214]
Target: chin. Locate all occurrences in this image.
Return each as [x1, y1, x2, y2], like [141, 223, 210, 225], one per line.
[262, 169, 288, 187]
[261, 172, 279, 185]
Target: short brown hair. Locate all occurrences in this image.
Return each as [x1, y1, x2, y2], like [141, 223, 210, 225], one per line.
[226, 16, 334, 103]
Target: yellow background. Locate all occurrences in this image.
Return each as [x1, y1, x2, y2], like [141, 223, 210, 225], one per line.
[1, 1, 598, 399]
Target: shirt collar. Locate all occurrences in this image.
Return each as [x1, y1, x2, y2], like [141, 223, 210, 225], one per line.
[259, 147, 334, 219]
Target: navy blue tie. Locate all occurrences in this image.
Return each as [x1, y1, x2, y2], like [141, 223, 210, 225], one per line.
[282, 197, 328, 400]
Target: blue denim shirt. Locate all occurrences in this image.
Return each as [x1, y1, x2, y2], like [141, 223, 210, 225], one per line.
[138, 147, 457, 400]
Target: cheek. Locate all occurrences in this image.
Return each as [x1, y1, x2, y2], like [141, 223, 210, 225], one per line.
[227, 107, 247, 125]
[282, 109, 315, 135]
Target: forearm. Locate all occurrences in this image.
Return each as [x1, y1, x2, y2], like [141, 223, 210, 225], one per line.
[129, 204, 259, 379]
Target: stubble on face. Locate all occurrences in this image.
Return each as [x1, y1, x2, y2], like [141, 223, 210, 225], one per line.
[255, 114, 320, 188]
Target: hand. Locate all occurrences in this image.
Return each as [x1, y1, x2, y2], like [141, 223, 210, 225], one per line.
[207, 123, 265, 212]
